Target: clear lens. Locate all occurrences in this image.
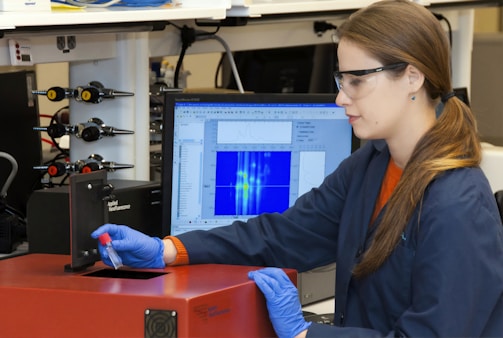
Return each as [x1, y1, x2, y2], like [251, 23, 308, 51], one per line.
[334, 62, 407, 100]
[334, 72, 378, 100]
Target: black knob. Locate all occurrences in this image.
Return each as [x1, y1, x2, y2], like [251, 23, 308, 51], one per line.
[46, 124, 67, 138]
[47, 162, 67, 177]
[80, 162, 100, 173]
[46, 87, 68, 102]
[80, 126, 101, 142]
[80, 87, 101, 103]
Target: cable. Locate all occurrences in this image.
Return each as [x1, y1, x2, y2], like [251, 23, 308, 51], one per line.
[0, 152, 18, 198]
[433, 12, 453, 48]
[196, 33, 244, 93]
[174, 46, 188, 89]
[215, 53, 226, 88]
[42, 138, 57, 147]
[313, 21, 338, 37]
[43, 152, 69, 165]
[432, 12, 454, 82]
[169, 23, 243, 92]
[174, 25, 196, 89]
[39, 114, 55, 119]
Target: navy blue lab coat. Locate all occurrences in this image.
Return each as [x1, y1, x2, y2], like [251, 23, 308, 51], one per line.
[177, 140, 503, 337]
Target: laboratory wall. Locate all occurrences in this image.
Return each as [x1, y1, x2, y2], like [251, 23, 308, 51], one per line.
[471, 8, 503, 146]
[31, 7, 503, 164]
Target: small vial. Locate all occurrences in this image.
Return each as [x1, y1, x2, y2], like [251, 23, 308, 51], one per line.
[98, 233, 123, 270]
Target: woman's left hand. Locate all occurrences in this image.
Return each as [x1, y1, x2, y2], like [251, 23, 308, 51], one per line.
[248, 267, 311, 338]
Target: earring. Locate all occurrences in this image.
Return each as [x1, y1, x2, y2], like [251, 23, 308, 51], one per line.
[411, 95, 416, 101]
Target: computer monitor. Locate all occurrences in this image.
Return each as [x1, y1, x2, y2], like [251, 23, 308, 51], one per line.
[161, 93, 355, 236]
[222, 44, 338, 94]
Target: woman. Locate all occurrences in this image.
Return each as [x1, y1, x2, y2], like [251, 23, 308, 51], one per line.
[92, 1, 503, 336]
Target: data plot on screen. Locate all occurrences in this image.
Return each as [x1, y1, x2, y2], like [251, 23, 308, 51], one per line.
[215, 151, 291, 216]
[298, 151, 326, 196]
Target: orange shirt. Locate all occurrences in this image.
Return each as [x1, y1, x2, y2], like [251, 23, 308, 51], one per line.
[165, 235, 189, 266]
[371, 158, 403, 225]
[168, 158, 403, 265]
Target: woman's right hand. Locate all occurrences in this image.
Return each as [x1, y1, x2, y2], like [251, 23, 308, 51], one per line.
[91, 223, 165, 269]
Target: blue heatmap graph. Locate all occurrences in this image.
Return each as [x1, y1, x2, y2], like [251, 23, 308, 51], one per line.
[215, 151, 291, 216]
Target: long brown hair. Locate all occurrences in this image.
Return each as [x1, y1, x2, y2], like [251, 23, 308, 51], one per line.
[336, 0, 481, 277]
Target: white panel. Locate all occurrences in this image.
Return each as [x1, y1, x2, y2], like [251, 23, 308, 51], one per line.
[227, 0, 483, 17]
[183, 0, 231, 8]
[471, 32, 503, 146]
[0, 34, 116, 66]
[133, 32, 152, 181]
[69, 32, 151, 181]
[450, 9, 474, 90]
[228, 0, 376, 17]
[481, 143, 503, 193]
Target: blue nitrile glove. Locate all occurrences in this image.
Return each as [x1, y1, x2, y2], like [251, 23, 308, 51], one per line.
[91, 223, 165, 269]
[248, 267, 311, 338]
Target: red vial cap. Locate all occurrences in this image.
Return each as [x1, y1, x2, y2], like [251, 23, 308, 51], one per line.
[98, 233, 112, 246]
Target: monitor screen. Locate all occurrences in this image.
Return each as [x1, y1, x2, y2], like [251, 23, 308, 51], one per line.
[162, 93, 355, 236]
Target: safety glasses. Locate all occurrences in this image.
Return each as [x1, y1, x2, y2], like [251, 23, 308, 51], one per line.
[334, 62, 408, 99]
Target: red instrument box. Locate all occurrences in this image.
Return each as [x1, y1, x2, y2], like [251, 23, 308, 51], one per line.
[0, 254, 295, 337]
